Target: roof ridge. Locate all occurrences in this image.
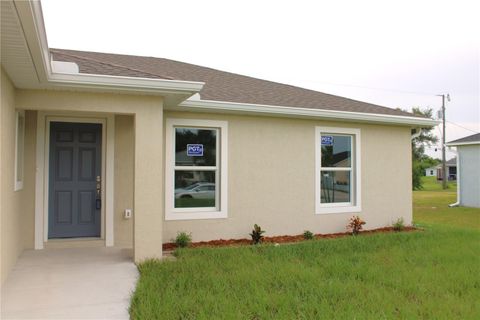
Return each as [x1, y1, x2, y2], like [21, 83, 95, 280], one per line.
[51, 49, 175, 80]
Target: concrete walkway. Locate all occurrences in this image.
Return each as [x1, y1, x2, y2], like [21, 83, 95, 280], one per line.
[1, 247, 138, 319]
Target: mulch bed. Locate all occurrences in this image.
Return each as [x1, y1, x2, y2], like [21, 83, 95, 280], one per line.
[163, 226, 418, 251]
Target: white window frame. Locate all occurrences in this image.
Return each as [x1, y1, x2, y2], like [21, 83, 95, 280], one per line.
[165, 118, 228, 220]
[14, 110, 25, 191]
[315, 126, 361, 214]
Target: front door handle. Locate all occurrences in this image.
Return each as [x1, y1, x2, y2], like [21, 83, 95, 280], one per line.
[96, 175, 101, 209]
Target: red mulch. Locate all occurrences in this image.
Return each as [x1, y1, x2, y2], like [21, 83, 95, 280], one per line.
[163, 226, 418, 251]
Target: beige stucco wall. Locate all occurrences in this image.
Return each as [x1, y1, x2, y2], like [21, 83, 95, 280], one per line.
[16, 89, 165, 262]
[163, 111, 412, 242]
[114, 115, 134, 247]
[21, 110, 37, 250]
[16, 89, 163, 115]
[133, 105, 164, 261]
[0, 68, 21, 283]
[1, 69, 37, 283]
[7, 87, 411, 265]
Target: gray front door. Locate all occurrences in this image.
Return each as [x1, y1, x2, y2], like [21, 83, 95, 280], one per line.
[48, 122, 102, 238]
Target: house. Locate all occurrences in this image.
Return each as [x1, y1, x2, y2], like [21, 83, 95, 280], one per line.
[446, 133, 480, 208]
[425, 167, 437, 177]
[0, 0, 438, 284]
[436, 158, 457, 181]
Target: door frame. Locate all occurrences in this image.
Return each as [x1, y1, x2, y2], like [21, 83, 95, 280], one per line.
[35, 112, 115, 249]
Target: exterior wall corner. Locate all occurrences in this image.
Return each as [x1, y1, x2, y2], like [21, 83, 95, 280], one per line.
[133, 105, 164, 261]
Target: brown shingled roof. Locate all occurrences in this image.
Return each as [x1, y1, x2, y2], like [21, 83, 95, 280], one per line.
[51, 48, 419, 117]
[447, 133, 480, 144]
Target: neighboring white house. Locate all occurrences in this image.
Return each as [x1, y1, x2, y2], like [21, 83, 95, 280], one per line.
[446, 133, 480, 208]
[425, 167, 437, 177]
[436, 158, 457, 181]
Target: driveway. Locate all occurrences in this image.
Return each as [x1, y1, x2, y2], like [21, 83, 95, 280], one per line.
[1, 247, 138, 319]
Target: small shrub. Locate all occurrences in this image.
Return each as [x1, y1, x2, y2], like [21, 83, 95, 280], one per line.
[393, 218, 405, 231]
[347, 215, 366, 235]
[303, 230, 314, 240]
[250, 224, 265, 244]
[175, 231, 192, 248]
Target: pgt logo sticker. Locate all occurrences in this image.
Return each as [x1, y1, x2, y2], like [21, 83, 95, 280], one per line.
[321, 136, 334, 146]
[187, 144, 204, 156]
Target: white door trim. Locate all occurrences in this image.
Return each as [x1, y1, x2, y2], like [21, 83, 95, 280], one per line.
[34, 112, 115, 249]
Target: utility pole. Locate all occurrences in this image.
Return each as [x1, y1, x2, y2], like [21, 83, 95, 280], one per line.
[441, 95, 447, 189]
[438, 94, 450, 189]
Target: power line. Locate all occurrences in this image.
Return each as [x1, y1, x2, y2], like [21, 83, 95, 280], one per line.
[303, 80, 438, 96]
[445, 120, 480, 134]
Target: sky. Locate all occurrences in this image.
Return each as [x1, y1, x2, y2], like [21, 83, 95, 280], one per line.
[41, 0, 479, 159]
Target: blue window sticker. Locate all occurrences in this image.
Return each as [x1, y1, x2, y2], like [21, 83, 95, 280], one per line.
[187, 144, 204, 156]
[321, 136, 334, 146]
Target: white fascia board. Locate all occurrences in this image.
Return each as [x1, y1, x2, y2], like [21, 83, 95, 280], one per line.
[47, 72, 204, 95]
[446, 141, 480, 147]
[179, 99, 440, 127]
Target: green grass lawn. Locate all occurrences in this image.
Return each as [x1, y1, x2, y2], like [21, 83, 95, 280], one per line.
[130, 176, 480, 319]
[419, 175, 457, 192]
[414, 176, 479, 230]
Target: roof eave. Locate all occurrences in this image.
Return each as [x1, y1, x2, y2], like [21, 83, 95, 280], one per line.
[12, 0, 205, 97]
[178, 98, 440, 127]
[47, 72, 204, 95]
[446, 141, 480, 147]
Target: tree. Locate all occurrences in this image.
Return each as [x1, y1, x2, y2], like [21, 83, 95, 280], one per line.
[410, 107, 438, 189]
[419, 156, 440, 172]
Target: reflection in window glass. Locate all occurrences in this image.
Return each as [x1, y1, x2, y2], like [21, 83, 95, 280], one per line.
[321, 135, 351, 167]
[174, 171, 216, 208]
[175, 128, 216, 166]
[320, 171, 350, 203]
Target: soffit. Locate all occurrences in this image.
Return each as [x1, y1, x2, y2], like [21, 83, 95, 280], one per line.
[0, 0, 40, 88]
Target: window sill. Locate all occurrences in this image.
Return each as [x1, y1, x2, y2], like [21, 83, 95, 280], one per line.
[315, 205, 361, 215]
[165, 210, 228, 221]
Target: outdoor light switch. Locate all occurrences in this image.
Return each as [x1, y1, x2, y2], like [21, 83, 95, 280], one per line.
[124, 209, 132, 219]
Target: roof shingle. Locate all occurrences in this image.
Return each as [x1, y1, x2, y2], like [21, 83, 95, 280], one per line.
[447, 133, 480, 144]
[51, 48, 420, 117]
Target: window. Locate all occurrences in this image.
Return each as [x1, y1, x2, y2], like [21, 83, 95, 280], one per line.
[14, 110, 25, 191]
[315, 127, 361, 214]
[165, 119, 228, 220]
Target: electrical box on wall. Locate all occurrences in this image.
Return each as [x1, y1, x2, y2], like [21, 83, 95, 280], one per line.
[124, 209, 132, 219]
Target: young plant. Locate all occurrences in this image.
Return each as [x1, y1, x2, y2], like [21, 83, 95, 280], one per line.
[393, 217, 405, 231]
[303, 230, 314, 240]
[175, 231, 192, 248]
[250, 224, 265, 244]
[347, 215, 366, 235]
